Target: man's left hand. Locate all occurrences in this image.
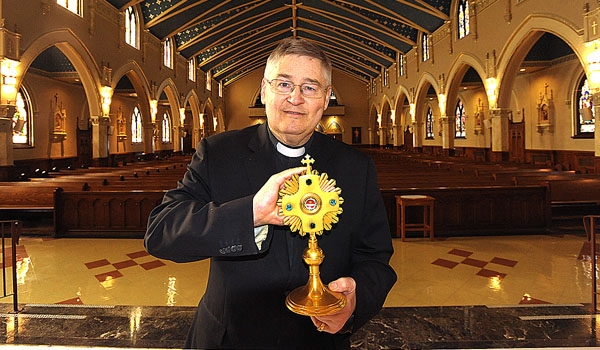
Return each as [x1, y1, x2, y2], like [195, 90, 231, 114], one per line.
[310, 277, 356, 334]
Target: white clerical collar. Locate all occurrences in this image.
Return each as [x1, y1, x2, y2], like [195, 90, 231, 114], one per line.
[276, 142, 305, 158]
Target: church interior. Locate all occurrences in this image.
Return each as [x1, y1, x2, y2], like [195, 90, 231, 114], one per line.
[0, 0, 600, 348]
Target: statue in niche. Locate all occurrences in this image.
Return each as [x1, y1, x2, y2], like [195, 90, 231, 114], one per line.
[53, 94, 67, 134]
[474, 98, 484, 134]
[117, 107, 127, 136]
[536, 83, 553, 133]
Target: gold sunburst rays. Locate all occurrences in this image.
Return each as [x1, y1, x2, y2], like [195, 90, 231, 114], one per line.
[277, 155, 344, 236]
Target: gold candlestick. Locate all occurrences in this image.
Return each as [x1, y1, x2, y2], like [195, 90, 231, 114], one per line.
[278, 155, 345, 316]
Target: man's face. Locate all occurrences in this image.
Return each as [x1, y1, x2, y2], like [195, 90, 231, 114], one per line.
[261, 54, 331, 146]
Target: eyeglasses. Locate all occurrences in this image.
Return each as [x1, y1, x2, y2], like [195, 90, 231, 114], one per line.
[265, 78, 327, 98]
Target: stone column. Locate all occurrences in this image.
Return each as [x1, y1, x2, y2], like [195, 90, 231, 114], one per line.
[144, 122, 156, 154]
[490, 108, 510, 153]
[0, 116, 13, 166]
[91, 115, 110, 164]
[439, 116, 453, 151]
[414, 121, 424, 149]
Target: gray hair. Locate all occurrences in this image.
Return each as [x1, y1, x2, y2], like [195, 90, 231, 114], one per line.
[265, 37, 332, 86]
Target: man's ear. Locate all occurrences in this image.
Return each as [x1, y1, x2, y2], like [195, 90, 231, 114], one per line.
[260, 80, 267, 104]
[323, 87, 332, 110]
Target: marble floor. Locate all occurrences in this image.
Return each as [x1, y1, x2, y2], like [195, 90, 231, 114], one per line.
[1, 231, 600, 348]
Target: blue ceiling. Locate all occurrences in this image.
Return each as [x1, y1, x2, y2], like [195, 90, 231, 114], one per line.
[105, 0, 451, 85]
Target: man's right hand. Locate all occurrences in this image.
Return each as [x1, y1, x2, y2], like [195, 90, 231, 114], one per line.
[253, 167, 305, 227]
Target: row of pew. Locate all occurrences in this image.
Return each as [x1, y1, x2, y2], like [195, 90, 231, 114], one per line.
[364, 149, 600, 238]
[1, 149, 599, 238]
[0, 155, 190, 237]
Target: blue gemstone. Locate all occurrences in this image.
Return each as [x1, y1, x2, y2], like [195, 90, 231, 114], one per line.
[330, 199, 337, 206]
[286, 204, 292, 211]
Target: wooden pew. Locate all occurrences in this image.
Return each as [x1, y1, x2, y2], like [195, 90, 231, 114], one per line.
[54, 188, 165, 238]
[381, 185, 550, 238]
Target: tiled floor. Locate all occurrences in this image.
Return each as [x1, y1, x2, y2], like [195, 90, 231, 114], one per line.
[2, 232, 600, 348]
[6, 233, 594, 308]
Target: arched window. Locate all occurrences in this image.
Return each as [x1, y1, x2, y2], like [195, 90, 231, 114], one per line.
[163, 38, 173, 69]
[57, 0, 82, 16]
[458, 0, 470, 39]
[12, 87, 33, 146]
[161, 111, 172, 143]
[399, 54, 405, 77]
[576, 77, 595, 135]
[125, 7, 139, 49]
[188, 59, 196, 82]
[383, 68, 389, 87]
[131, 106, 143, 143]
[422, 33, 430, 62]
[206, 71, 212, 91]
[455, 99, 466, 138]
[425, 106, 434, 139]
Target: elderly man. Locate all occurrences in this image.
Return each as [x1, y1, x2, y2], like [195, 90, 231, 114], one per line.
[145, 37, 396, 349]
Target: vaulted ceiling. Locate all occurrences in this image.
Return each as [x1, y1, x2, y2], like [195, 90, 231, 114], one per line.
[106, 0, 452, 85]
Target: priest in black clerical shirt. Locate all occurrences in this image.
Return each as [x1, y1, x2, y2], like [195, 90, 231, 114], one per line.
[145, 37, 396, 349]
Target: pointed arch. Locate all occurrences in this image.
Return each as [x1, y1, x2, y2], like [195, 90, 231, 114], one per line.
[494, 15, 584, 108]
[19, 29, 104, 120]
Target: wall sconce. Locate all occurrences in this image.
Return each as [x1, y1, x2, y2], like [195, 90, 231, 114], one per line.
[1, 59, 19, 103]
[438, 93, 446, 116]
[485, 77, 498, 108]
[409, 103, 416, 123]
[100, 86, 113, 117]
[179, 107, 186, 126]
[149, 99, 158, 123]
[587, 47, 600, 88]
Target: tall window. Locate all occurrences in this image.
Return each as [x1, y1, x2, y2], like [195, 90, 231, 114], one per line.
[455, 100, 466, 138]
[131, 106, 143, 143]
[577, 77, 595, 134]
[206, 71, 212, 91]
[125, 7, 139, 49]
[12, 87, 33, 146]
[188, 59, 196, 82]
[163, 38, 173, 69]
[161, 112, 172, 143]
[383, 68, 389, 87]
[399, 54, 405, 77]
[422, 33, 430, 62]
[57, 0, 82, 16]
[458, 0, 470, 39]
[425, 106, 434, 139]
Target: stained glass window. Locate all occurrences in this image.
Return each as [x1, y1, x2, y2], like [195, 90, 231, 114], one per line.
[425, 106, 434, 139]
[577, 77, 595, 134]
[12, 88, 32, 146]
[188, 59, 196, 82]
[455, 100, 466, 138]
[163, 38, 172, 69]
[422, 34, 430, 62]
[458, 0, 470, 39]
[125, 7, 139, 49]
[206, 71, 212, 91]
[57, 0, 82, 16]
[131, 106, 142, 143]
[161, 112, 172, 143]
[399, 54, 405, 77]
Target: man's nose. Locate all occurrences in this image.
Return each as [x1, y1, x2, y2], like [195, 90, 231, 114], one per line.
[287, 86, 304, 104]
